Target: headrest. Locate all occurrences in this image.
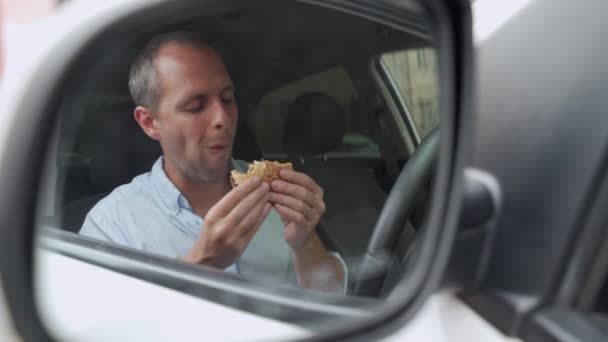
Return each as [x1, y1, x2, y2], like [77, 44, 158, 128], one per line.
[59, 96, 162, 198]
[283, 92, 346, 157]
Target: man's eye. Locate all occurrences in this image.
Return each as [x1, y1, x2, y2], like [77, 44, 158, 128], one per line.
[185, 102, 204, 112]
[221, 96, 235, 105]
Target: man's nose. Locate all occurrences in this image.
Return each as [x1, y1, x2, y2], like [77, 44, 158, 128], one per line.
[210, 99, 230, 129]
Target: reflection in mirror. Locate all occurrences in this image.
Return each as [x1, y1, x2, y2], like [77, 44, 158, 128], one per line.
[33, 0, 441, 339]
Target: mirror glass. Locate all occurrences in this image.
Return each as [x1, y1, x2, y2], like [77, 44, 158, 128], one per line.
[33, 0, 441, 339]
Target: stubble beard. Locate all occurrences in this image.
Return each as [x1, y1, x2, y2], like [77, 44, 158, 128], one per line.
[178, 152, 232, 183]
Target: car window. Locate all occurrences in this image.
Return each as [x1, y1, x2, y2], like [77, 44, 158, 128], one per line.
[40, 45, 436, 296]
[381, 48, 440, 140]
[254, 66, 380, 160]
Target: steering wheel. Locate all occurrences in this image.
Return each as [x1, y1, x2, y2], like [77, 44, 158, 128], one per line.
[354, 128, 439, 297]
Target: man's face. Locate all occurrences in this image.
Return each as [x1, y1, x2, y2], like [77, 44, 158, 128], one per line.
[152, 42, 237, 182]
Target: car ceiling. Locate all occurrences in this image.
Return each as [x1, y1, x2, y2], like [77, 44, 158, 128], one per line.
[73, 0, 430, 101]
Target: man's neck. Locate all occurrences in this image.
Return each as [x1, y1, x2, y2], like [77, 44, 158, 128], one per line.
[163, 160, 231, 218]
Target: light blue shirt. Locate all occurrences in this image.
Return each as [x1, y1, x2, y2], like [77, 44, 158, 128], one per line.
[80, 157, 346, 289]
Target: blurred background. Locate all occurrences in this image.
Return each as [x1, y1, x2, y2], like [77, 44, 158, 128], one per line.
[0, 0, 56, 82]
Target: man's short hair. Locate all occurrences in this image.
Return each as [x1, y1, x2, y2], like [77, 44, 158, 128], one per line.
[128, 31, 213, 110]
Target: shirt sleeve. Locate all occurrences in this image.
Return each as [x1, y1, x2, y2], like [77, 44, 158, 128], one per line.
[330, 251, 349, 295]
[79, 211, 131, 247]
[285, 250, 349, 294]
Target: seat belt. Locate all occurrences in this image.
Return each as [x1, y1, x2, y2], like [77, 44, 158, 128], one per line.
[373, 108, 402, 185]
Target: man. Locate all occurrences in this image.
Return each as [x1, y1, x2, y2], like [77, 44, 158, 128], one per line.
[80, 31, 346, 291]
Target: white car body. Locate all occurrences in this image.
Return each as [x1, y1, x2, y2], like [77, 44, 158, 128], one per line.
[0, 0, 528, 341]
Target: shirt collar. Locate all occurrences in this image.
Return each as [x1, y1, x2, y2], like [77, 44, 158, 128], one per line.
[150, 156, 243, 213]
[150, 157, 182, 213]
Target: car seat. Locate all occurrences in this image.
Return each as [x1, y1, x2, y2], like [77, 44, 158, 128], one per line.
[283, 92, 387, 268]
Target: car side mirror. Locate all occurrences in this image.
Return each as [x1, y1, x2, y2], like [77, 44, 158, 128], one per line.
[0, 0, 473, 341]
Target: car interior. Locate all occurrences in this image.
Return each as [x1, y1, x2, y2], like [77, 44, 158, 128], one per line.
[39, 0, 437, 296]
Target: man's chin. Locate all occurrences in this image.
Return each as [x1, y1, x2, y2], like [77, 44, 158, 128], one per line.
[185, 169, 225, 183]
[191, 162, 231, 183]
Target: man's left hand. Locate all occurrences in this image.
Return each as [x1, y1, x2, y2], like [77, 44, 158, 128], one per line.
[270, 169, 345, 291]
[269, 169, 326, 251]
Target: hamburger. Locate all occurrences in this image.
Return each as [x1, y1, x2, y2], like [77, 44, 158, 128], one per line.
[230, 160, 294, 188]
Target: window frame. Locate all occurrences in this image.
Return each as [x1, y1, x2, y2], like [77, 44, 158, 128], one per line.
[377, 56, 423, 145]
[37, 227, 375, 326]
[369, 59, 419, 154]
[376, 50, 441, 146]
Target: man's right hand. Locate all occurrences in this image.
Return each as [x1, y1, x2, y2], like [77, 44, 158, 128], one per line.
[183, 177, 271, 269]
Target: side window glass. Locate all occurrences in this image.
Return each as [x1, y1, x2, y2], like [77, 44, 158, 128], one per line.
[253, 66, 380, 159]
[381, 48, 439, 140]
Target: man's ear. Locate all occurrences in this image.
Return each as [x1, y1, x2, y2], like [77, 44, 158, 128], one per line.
[133, 106, 161, 141]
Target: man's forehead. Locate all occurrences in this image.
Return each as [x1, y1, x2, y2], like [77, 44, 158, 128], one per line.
[159, 40, 219, 57]
[154, 42, 232, 88]
[156, 42, 223, 71]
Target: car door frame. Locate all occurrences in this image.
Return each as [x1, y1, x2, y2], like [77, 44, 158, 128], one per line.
[457, 0, 608, 341]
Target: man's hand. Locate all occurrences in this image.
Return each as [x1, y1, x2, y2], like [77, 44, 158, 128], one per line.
[183, 177, 271, 269]
[269, 169, 325, 251]
[270, 169, 345, 291]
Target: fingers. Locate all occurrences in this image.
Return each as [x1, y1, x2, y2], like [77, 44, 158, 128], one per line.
[237, 203, 272, 249]
[278, 169, 323, 197]
[271, 179, 322, 211]
[255, 203, 273, 230]
[235, 198, 267, 237]
[274, 203, 312, 227]
[269, 192, 315, 221]
[207, 177, 263, 219]
[223, 182, 270, 227]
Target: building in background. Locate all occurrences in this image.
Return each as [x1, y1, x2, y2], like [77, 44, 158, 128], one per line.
[382, 48, 439, 140]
